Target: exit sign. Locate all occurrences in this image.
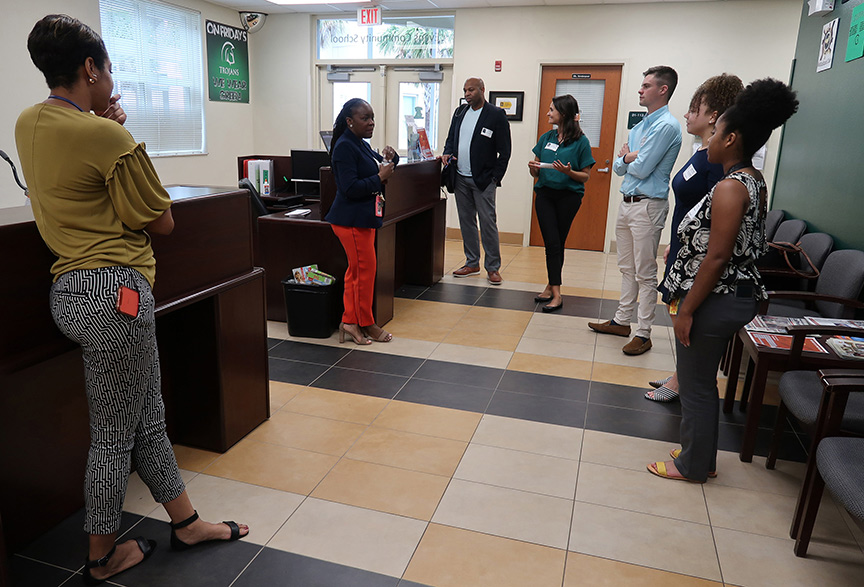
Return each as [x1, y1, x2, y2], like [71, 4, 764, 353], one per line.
[357, 7, 382, 26]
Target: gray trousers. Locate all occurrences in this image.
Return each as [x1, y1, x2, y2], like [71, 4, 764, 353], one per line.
[674, 292, 758, 481]
[454, 174, 501, 272]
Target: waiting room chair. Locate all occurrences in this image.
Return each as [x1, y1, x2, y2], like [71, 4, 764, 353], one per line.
[760, 232, 834, 293]
[777, 367, 864, 557]
[764, 209, 785, 242]
[757, 218, 807, 272]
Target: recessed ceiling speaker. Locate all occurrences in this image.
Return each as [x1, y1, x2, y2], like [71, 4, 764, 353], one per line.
[240, 12, 267, 33]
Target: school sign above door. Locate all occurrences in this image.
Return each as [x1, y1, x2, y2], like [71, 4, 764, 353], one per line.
[206, 20, 250, 103]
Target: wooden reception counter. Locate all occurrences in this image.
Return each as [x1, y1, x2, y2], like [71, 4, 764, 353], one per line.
[257, 159, 446, 324]
[0, 186, 269, 553]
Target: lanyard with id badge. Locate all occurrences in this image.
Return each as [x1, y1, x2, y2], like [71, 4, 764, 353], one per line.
[363, 143, 388, 218]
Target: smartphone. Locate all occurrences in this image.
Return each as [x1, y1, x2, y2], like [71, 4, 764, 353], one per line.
[116, 285, 140, 318]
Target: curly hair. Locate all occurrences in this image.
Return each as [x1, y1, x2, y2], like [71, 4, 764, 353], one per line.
[28, 14, 108, 89]
[720, 78, 799, 160]
[689, 73, 744, 117]
[552, 94, 584, 145]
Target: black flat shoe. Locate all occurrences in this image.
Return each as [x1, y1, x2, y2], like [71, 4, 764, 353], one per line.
[83, 537, 156, 586]
[170, 511, 246, 551]
[542, 301, 563, 313]
[534, 294, 553, 303]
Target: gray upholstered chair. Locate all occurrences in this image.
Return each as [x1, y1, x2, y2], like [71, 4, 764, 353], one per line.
[757, 218, 807, 271]
[764, 208, 785, 242]
[781, 368, 864, 556]
[760, 232, 834, 293]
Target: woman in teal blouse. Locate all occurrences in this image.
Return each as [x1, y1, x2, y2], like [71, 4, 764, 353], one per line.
[528, 95, 595, 312]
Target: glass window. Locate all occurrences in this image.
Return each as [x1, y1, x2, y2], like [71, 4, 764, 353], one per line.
[398, 82, 440, 152]
[99, 0, 205, 156]
[331, 82, 372, 124]
[318, 15, 454, 60]
[555, 79, 606, 147]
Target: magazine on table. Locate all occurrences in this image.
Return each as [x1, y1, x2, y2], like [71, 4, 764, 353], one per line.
[804, 316, 864, 331]
[825, 337, 864, 360]
[744, 315, 811, 334]
[747, 331, 828, 353]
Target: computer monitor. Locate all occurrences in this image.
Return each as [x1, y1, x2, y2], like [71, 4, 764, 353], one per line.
[319, 130, 333, 154]
[290, 149, 331, 196]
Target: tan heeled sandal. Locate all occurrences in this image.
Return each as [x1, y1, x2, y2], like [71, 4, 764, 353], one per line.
[340, 323, 371, 345]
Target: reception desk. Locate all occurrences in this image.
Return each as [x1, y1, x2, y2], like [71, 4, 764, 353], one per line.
[257, 159, 446, 324]
[0, 186, 269, 553]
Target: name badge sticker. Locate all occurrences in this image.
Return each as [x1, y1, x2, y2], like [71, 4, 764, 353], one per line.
[544, 142, 559, 152]
[480, 127, 493, 138]
[682, 164, 697, 181]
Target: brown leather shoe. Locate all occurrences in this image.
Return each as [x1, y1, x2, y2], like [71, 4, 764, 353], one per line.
[453, 266, 480, 277]
[453, 265, 480, 277]
[487, 270, 502, 285]
[623, 337, 652, 355]
[587, 320, 631, 337]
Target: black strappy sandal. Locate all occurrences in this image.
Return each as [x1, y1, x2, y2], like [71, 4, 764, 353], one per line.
[170, 510, 245, 551]
[82, 537, 156, 586]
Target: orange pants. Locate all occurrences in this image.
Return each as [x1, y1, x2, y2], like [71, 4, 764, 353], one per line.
[331, 224, 377, 326]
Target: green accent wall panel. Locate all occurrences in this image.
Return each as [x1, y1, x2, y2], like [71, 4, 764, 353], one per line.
[773, 1, 864, 250]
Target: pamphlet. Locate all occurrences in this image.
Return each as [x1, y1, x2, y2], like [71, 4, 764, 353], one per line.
[744, 315, 810, 334]
[825, 337, 864, 360]
[804, 316, 864, 330]
[747, 331, 828, 353]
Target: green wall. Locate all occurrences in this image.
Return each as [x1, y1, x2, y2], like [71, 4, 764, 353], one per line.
[773, 1, 864, 250]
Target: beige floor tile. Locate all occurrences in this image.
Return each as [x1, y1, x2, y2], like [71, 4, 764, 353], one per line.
[404, 523, 566, 587]
[268, 380, 304, 413]
[430, 343, 513, 369]
[454, 444, 579, 499]
[442, 329, 522, 351]
[581, 430, 679, 472]
[569, 501, 721, 581]
[432, 479, 573, 549]
[714, 526, 864, 587]
[705, 483, 858, 546]
[522, 321, 600, 346]
[346, 426, 467, 476]
[203, 438, 337, 495]
[563, 552, 724, 587]
[145, 473, 305, 546]
[312, 458, 449, 520]
[268, 497, 426, 578]
[461, 305, 533, 326]
[372, 400, 481, 441]
[284, 387, 388, 425]
[515, 337, 596, 361]
[471, 414, 583, 459]
[590, 361, 672, 388]
[575, 462, 709, 524]
[172, 444, 220, 472]
[245, 410, 366, 456]
[711, 453, 805, 497]
[266, 320, 290, 339]
[593, 345, 677, 372]
[508, 352, 593, 380]
[124, 469, 197, 517]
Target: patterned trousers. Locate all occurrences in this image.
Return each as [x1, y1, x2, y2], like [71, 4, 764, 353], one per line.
[50, 266, 185, 534]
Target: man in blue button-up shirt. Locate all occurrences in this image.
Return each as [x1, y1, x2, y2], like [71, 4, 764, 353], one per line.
[589, 66, 682, 356]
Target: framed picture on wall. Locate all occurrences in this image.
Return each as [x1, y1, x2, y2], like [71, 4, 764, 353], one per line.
[489, 91, 524, 121]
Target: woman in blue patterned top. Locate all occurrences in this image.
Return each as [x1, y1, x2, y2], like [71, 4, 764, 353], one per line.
[647, 74, 743, 402]
[647, 79, 798, 483]
[528, 95, 595, 312]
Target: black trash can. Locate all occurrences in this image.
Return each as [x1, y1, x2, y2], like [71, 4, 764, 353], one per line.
[281, 278, 337, 338]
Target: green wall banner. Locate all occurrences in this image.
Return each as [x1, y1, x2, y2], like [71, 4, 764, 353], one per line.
[206, 20, 249, 103]
[845, 3, 864, 62]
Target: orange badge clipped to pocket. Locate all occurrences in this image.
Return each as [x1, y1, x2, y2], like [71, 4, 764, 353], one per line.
[116, 285, 140, 318]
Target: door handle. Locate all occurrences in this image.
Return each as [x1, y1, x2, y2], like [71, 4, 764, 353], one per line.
[596, 167, 609, 173]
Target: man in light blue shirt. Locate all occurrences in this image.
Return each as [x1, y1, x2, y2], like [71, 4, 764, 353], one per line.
[589, 66, 682, 356]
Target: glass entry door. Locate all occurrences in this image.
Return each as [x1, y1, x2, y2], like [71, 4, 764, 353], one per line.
[318, 65, 452, 156]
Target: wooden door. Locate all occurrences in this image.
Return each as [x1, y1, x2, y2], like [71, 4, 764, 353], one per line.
[530, 65, 622, 251]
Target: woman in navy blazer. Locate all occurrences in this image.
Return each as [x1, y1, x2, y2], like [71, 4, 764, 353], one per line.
[325, 98, 398, 344]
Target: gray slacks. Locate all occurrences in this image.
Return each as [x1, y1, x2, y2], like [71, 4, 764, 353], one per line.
[674, 292, 758, 481]
[454, 174, 501, 272]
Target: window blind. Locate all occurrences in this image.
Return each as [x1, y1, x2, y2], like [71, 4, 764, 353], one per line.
[99, 0, 205, 156]
[555, 79, 606, 148]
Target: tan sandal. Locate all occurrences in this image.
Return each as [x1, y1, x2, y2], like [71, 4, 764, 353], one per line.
[340, 323, 371, 345]
[362, 324, 392, 342]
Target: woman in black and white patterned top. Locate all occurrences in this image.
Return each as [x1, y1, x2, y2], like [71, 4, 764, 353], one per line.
[648, 79, 798, 483]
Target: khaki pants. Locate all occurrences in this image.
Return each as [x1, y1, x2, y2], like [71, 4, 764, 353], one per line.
[613, 198, 668, 339]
